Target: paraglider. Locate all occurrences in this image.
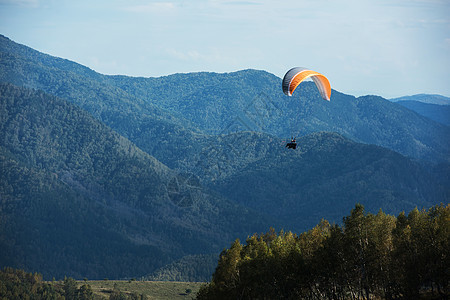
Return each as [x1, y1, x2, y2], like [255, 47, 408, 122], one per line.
[282, 67, 331, 101]
[282, 67, 331, 149]
[285, 137, 297, 149]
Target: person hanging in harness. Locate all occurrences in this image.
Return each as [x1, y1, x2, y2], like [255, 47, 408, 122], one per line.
[285, 137, 297, 149]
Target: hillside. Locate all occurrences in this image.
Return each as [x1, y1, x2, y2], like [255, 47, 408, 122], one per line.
[109, 72, 450, 163]
[198, 132, 448, 230]
[1, 34, 449, 164]
[0, 83, 269, 279]
[0, 35, 205, 168]
[0, 34, 449, 282]
[2, 82, 446, 281]
[395, 101, 450, 126]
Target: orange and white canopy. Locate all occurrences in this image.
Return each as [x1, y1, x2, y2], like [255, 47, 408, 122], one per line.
[282, 67, 331, 101]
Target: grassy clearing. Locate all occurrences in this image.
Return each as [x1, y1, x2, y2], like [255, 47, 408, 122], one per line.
[81, 280, 205, 299]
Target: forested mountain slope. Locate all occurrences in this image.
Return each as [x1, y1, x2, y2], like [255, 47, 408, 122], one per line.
[0, 35, 205, 169]
[105, 72, 450, 163]
[1, 34, 449, 164]
[0, 34, 448, 281]
[395, 101, 450, 126]
[0, 83, 269, 279]
[192, 131, 448, 230]
[389, 94, 450, 126]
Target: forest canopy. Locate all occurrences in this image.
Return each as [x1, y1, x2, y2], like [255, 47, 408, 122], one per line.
[197, 204, 449, 300]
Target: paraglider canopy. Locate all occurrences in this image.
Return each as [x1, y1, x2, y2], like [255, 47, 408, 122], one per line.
[282, 67, 331, 101]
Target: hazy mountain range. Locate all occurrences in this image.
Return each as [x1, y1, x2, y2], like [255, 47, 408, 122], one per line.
[390, 94, 450, 105]
[0, 34, 448, 280]
[389, 94, 450, 126]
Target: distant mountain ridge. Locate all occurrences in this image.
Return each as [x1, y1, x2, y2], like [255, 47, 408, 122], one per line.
[389, 94, 450, 126]
[1, 34, 449, 164]
[395, 101, 450, 126]
[390, 94, 450, 105]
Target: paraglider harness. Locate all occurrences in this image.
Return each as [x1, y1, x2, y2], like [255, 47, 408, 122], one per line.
[285, 137, 297, 149]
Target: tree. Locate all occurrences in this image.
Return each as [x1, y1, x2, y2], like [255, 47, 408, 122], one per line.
[78, 283, 93, 300]
[369, 209, 396, 299]
[314, 224, 347, 300]
[427, 204, 450, 298]
[197, 239, 243, 300]
[391, 204, 450, 299]
[63, 277, 79, 300]
[196, 204, 449, 300]
[342, 204, 373, 299]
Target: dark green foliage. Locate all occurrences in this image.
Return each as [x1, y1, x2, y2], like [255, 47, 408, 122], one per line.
[197, 204, 449, 300]
[391, 206, 450, 299]
[396, 100, 450, 126]
[109, 288, 128, 300]
[64, 277, 79, 299]
[0, 83, 268, 280]
[0, 34, 206, 170]
[0, 267, 94, 299]
[144, 254, 218, 282]
[207, 132, 448, 230]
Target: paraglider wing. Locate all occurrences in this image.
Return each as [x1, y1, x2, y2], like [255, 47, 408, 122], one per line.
[282, 67, 331, 101]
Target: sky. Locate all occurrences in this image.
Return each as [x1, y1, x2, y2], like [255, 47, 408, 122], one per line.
[0, 0, 449, 98]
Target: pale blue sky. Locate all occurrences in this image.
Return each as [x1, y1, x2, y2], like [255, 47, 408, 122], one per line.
[1, 0, 449, 98]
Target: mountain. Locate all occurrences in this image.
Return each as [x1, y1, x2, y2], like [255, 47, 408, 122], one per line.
[186, 131, 448, 231]
[390, 94, 450, 105]
[389, 94, 450, 126]
[394, 101, 450, 126]
[1, 34, 449, 164]
[0, 34, 449, 281]
[98, 71, 450, 164]
[0, 83, 269, 279]
[106, 72, 450, 164]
